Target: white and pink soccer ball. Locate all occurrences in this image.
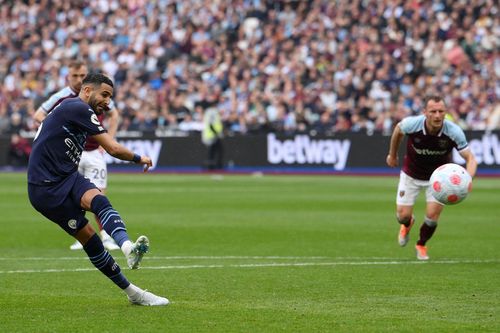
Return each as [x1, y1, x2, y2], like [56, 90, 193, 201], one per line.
[430, 163, 472, 205]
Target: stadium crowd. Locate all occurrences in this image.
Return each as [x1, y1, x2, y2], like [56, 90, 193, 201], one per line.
[0, 0, 499, 137]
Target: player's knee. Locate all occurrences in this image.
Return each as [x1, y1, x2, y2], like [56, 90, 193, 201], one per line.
[75, 223, 97, 245]
[424, 217, 438, 227]
[396, 213, 413, 225]
[90, 194, 112, 214]
[81, 188, 103, 210]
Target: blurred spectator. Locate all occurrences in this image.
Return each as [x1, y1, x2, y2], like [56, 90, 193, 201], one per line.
[7, 133, 31, 167]
[0, 0, 499, 137]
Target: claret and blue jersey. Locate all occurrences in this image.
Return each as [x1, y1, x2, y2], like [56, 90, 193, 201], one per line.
[399, 115, 468, 180]
[28, 97, 107, 185]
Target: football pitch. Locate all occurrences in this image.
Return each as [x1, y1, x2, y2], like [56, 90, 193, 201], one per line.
[0, 172, 499, 332]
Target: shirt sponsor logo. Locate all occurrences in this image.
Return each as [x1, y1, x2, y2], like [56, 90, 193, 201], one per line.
[64, 138, 82, 164]
[411, 145, 447, 156]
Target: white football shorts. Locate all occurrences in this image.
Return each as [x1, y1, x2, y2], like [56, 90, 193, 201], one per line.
[78, 149, 107, 189]
[396, 171, 442, 206]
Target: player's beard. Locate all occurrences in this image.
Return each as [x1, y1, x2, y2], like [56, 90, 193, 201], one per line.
[88, 94, 105, 115]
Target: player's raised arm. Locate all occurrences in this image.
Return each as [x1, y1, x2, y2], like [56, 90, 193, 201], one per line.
[92, 132, 153, 172]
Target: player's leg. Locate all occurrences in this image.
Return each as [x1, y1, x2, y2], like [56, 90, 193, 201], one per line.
[80, 188, 149, 269]
[97, 188, 120, 250]
[75, 222, 168, 305]
[396, 205, 414, 246]
[415, 191, 445, 260]
[75, 223, 130, 288]
[74, 178, 168, 305]
[80, 150, 120, 250]
[73, 213, 168, 305]
[69, 152, 92, 250]
[29, 177, 168, 305]
[31, 182, 137, 296]
[395, 172, 419, 246]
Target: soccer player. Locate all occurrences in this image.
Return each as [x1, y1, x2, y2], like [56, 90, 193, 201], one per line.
[28, 73, 169, 306]
[33, 60, 120, 251]
[386, 95, 477, 260]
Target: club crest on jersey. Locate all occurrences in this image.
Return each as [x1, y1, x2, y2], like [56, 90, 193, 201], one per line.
[439, 140, 447, 148]
[91, 114, 101, 126]
[68, 219, 77, 229]
[399, 190, 405, 197]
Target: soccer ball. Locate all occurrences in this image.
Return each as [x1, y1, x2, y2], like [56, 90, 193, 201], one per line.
[429, 163, 472, 205]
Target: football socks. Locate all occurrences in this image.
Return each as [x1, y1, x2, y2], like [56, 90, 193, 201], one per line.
[83, 233, 130, 289]
[90, 195, 129, 247]
[417, 217, 437, 246]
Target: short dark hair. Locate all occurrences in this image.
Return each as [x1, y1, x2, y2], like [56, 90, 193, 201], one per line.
[423, 95, 445, 107]
[82, 73, 114, 88]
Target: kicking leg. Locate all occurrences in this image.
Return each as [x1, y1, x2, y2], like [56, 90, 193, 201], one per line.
[76, 224, 129, 288]
[76, 224, 168, 306]
[81, 189, 149, 269]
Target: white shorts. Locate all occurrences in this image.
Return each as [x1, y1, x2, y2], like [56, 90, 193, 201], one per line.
[78, 149, 107, 189]
[396, 171, 442, 206]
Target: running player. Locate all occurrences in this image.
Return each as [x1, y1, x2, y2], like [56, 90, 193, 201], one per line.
[386, 95, 477, 260]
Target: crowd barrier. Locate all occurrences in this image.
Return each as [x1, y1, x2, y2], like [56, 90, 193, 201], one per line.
[2, 131, 500, 175]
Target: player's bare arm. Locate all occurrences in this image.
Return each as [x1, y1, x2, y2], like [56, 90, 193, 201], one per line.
[33, 107, 47, 126]
[93, 132, 153, 172]
[97, 107, 120, 153]
[106, 107, 120, 138]
[459, 149, 477, 178]
[386, 123, 404, 167]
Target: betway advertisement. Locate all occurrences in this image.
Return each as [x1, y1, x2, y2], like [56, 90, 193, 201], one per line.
[267, 134, 351, 170]
[104, 132, 500, 172]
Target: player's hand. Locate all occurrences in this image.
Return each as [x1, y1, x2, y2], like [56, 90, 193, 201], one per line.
[139, 156, 153, 172]
[386, 154, 398, 167]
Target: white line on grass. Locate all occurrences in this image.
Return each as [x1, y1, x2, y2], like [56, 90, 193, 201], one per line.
[0, 256, 433, 261]
[0, 256, 331, 261]
[1, 259, 499, 274]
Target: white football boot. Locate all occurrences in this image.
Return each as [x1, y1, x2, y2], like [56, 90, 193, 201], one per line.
[127, 235, 149, 269]
[128, 289, 170, 306]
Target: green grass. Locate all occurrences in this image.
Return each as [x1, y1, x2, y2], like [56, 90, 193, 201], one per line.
[0, 172, 499, 332]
